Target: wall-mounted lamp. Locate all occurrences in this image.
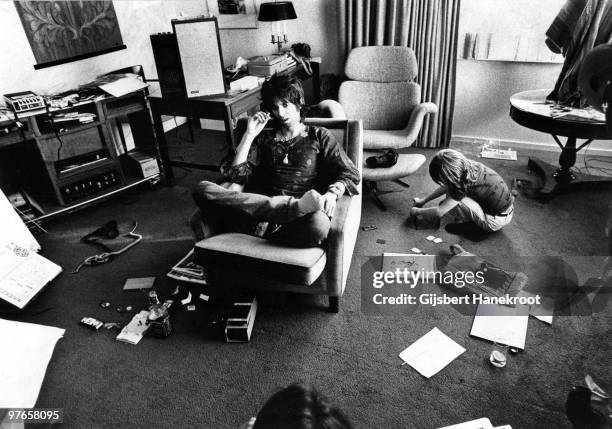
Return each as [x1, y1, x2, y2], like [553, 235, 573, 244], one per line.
[257, 1, 297, 52]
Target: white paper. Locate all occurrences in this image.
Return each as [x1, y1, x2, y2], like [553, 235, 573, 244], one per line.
[116, 310, 150, 345]
[0, 243, 62, 309]
[123, 277, 155, 291]
[0, 318, 65, 408]
[0, 189, 39, 252]
[518, 290, 554, 325]
[382, 253, 436, 274]
[181, 291, 192, 305]
[399, 327, 466, 378]
[437, 418, 494, 429]
[98, 76, 148, 98]
[470, 304, 529, 349]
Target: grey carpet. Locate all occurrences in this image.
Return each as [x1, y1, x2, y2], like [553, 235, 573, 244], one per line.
[4, 127, 611, 429]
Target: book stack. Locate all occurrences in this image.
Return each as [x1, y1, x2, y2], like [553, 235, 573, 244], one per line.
[46, 112, 96, 125]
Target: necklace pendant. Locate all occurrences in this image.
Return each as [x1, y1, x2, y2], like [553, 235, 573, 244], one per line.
[283, 154, 289, 165]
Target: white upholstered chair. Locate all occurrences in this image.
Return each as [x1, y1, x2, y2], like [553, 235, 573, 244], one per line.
[190, 119, 363, 312]
[322, 46, 438, 210]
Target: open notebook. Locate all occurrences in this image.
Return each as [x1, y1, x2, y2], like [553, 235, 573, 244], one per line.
[0, 189, 61, 309]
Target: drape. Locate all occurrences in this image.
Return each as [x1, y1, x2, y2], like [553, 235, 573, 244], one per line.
[339, 0, 461, 148]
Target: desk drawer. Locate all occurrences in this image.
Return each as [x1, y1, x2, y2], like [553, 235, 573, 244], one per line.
[230, 92, 262, 118]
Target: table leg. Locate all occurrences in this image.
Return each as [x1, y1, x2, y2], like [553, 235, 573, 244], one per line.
[152, 110, 174, 185]
[528, 136, 612, 198]
[223, 106, 237, 150]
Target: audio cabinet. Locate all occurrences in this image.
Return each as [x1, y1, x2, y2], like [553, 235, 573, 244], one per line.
[0, 89, 164, 222]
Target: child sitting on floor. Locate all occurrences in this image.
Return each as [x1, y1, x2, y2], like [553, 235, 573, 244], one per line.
[410, 149, 514, 232]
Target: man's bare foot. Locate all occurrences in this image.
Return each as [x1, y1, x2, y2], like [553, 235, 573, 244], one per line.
[295, 190, 325, 216]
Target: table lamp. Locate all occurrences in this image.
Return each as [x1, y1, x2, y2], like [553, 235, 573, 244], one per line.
[258, 1, 297, 52]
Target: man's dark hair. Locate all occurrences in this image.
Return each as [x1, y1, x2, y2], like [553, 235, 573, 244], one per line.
[261, 74, 306, 119]
[252, 384, 353, 429]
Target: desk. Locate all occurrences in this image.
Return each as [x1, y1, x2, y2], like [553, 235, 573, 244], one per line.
[509, 89, 611, 198]
[149, 64, 319, 183]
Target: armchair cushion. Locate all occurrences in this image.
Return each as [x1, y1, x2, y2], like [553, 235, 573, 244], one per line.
[362, 153, 426, 181]
[195, 233, 326, 286]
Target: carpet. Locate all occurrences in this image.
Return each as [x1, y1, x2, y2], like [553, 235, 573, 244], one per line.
[3, 128, 611, 429]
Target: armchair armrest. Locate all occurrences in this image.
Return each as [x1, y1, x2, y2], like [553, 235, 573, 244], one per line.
[325, 192, 362, 295]
[402, 102, 438, 142]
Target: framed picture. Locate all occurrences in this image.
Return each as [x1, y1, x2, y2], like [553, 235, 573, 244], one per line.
[14, 1, 126, 70]
[206, 0, 258, 29]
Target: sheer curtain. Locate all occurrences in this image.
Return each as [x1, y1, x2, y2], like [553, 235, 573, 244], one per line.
[338, 0, 461, 148]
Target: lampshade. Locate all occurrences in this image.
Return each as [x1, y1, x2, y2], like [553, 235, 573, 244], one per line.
[258, 1, 297, 21]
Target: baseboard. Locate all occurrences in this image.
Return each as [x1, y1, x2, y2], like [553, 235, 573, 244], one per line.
[451, 135, 612, 158]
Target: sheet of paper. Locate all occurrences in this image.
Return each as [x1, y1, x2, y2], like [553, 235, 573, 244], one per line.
[0, 244, 62, 309]
[382, 253, 436, 274]
[116, 310, 150, 345]
[0, 189, 39, 252]
[470, 304, 529, 349]
[399, 327, 466, 378]
[98, 76, 148, 98]
[0, 318, 65, 408]
[517, 290, 554, 325]
[437, 418, 494, 429]
[123, 277, 155, 291]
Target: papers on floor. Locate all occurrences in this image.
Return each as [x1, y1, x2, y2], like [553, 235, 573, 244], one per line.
[0, 318, 65, 408]
[116, 310, 150, 345]
[480, 147, 517, 161]
[438, 419, 512, 429]
[123, 277, 155, 291]
[167, 249, 207, 285]
[382, 252, 436, 274]
[470, 304, 529, 349]
[437, 418, 493, 429]
[399, 327, 466, 378]
[0, 189, 62, 309]
[517, 290, 554, 325]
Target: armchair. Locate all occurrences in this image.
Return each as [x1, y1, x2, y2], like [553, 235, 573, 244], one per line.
[190, 119, 363, 312]
[324, 46, 438, 210]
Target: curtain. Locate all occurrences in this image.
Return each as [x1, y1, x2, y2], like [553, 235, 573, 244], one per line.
[339, 0, 461, 148]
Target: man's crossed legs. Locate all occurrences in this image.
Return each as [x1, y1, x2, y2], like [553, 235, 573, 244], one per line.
[192, 181, 331, 248]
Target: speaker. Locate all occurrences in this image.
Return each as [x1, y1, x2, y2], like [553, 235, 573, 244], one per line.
[150, 33, 185, 98]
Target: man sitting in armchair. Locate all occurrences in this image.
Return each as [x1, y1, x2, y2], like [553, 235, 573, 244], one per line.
[192, 75, 360, 248]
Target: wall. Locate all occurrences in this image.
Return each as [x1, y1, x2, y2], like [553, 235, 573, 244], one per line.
[0, 0, 342, 98]
[453, 0, 611, 152]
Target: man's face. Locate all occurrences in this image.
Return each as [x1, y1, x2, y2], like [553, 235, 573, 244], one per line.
[270, 98, 301, 129]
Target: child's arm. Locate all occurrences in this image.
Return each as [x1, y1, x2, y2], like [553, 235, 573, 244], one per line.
[413, 185, 448, 207]
[410, 196, 459, 219]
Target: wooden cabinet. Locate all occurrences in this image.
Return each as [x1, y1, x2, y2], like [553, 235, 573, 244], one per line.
[0, 90, 163, 222]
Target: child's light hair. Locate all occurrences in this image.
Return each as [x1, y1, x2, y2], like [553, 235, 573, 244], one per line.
[429, 149, 477, 189]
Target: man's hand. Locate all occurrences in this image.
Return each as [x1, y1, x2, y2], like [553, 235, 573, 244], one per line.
[412, 197, 425, 208]
[246, 111, 270, 137]
[322, 192, 338, 218]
